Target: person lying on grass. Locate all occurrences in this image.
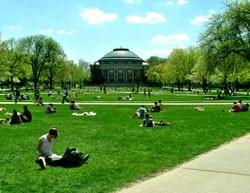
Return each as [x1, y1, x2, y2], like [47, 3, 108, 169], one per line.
[141, 113, 170, 127]
[118, 94, 133, 101]
[228, 101, 249, 112]
[0, 107, 6, 112]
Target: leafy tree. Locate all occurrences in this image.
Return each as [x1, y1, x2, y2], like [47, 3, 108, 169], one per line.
[212, 54, 249, 93]
[77, 61, 90, 88]
[146, 56, 167, 83]
[43, 38, 65, 89]
[54, 59, 73, 89]
[0, 40, 8, 82]
[200, 0, 250, 63]
[166, 48, 189, 90]
[19, 35, 64, 96]
[0, 39, 29, 90]
[189, 54, 210, 92]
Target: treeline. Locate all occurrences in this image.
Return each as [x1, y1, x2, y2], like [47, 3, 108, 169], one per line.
[146, 0, 250, 94]
[0, 35, 90, 91]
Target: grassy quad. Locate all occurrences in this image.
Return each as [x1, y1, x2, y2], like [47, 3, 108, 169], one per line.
[0, 100, 250, 193]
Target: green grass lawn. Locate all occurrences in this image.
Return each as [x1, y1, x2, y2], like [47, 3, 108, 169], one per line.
[0, 103, 250, 193]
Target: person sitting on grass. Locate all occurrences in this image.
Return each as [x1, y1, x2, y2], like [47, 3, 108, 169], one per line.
[132, 105, 148, 119]
[35, 128, 89, 170]
[45, 104, 56, 113]
[36, 128, 62, 170]
[150, 102, 160, 112]
[70, 101, 81, 110]
[20, 105, 32, 123]
[10, 110, 22, 125]
[158, 100, 163, 111]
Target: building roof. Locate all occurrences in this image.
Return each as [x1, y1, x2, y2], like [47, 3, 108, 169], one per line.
[98, 48, 144, 62]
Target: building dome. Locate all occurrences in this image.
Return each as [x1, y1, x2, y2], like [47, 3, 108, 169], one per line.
[98, 48, 144, 62]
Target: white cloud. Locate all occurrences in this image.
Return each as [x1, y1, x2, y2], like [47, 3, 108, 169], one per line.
[164, 0, 188, 7]
[136, 48, 173, 59]
[40, 28, 77, 36]
[57, 29, 77, 36]
[40, 29, 55, 35]
[123, 0, 142, 4]
[126, 12, 166, 24]
[177, 0, 188, 6]
[7, 25, 23, 31]
[151, 33, 190, 45]
[191, 15, 210, 25]
[80, 8, 118, 25]
[166, 0, 174, 6]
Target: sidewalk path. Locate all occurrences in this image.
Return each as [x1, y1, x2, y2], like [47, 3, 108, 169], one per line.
[0, 101, 232, 106]
[116, 134, 250, 193]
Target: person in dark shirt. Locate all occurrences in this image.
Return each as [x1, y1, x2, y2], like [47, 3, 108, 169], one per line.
[150, 102, 160, 112]
[20, 105, 32, 122]
[10, 110, 21, 125]
[143, 113, 153, 127]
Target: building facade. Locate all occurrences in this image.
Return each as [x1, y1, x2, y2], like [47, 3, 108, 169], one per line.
[91, 48, 148, 84]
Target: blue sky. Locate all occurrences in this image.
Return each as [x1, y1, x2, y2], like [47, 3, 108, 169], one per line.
[0, 0, 225, 63]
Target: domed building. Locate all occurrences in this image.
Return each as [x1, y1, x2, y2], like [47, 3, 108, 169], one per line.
[90, 48, 148, 84]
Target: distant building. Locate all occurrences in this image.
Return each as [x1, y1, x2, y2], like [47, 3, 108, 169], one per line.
[90, 48, 148, 84]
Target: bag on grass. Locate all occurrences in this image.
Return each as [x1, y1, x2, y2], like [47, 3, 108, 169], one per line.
[61, 147, 89, 167]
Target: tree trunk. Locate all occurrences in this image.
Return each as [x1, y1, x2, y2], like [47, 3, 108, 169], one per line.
[187, 80, 191, 91]
[49, 76, 53, 89]
[223, 75, 229, 95]
[10, 75, 14, 91]
[202, 77, 208, 94]
[235, 77, 239, 91]
[61, 80, 64, 89]
[177, 80, 181, 91]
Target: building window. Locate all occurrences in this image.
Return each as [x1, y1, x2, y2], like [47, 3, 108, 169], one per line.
[109, 69, 114, 83]
[118, 69, 124, 82]
[102, 69, 108, 81]
[134, 70, 141, 81]
[127, 69, 132, 82]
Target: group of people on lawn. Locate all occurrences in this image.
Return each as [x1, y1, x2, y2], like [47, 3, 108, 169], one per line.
[0, 105, 32, 125]
[0, 99, 82, 125]
[133, 100, 169, 127]
[2, 95, 250, 170]
[229, 100, 249, 112]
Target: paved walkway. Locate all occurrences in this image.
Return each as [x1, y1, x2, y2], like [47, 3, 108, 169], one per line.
[0, 101, 232, 106]
[116, 134, 250, 193]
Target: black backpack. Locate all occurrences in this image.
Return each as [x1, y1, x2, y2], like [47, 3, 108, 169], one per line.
[61, 147, 89, 167]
